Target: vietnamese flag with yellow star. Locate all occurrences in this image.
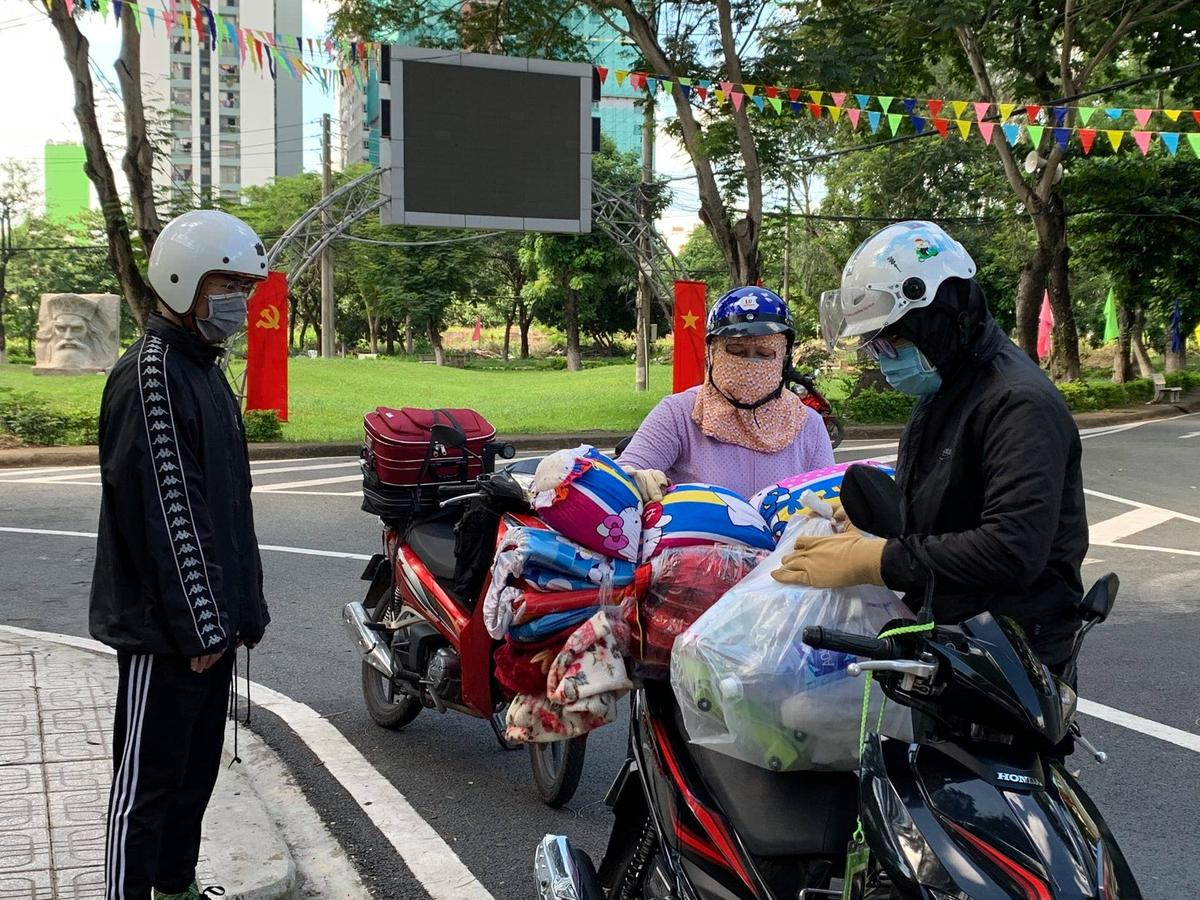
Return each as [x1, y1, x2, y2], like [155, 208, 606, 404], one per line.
[673, 280, 708, 393]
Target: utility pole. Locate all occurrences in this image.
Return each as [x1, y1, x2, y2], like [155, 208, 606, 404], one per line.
[320, 113, 335, 358]
[781, 179, 792, 304]
[0, 203, 11, 365]
[634, 3, 657, 393]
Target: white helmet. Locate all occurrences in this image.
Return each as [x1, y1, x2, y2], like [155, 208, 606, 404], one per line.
[148, 210, 268, 315]
[820, 221, 976, 350]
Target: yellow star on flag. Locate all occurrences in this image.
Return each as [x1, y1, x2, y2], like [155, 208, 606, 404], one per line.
[681, 310, 700, 329]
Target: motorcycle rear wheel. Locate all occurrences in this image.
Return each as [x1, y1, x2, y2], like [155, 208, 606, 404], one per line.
[825, 415, 846, 449]
[361, 592, 423, 730]
[528, 735, 588, 807]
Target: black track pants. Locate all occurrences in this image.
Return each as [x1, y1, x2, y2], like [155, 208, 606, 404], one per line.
[104, 650, 234, 898]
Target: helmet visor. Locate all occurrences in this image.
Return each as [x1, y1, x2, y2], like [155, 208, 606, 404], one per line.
[819, 286, 900, 350]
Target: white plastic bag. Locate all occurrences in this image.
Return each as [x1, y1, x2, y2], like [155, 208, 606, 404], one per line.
[670, 514, 913, 772]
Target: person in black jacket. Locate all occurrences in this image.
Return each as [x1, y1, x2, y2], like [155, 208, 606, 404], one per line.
[90, 210, 270, 900]
[773, 221, 1086, 672]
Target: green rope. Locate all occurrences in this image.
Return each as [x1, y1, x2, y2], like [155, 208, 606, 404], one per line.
[851, 621, 936, 844]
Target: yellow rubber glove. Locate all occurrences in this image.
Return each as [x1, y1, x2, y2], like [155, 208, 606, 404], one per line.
[624, 468, 669, 503]
[771, 532, 886, 588]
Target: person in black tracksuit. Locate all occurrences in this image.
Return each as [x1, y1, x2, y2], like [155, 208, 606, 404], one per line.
[90, 210, 270, 900]
[775, 221, 1086, 673]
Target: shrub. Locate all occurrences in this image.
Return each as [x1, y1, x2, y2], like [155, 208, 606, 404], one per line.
[1124, 378, 1153, 403]
[1086, 381, 1127, 409]
[1056, 382, 1098, 412]
[0, 388, 97, 446]
[1165, 370, 1200, 391]
[842, 387, 917, 424]
[243, 409, 283, 443]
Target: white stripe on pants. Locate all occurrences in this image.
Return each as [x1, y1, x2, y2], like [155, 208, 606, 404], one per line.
[105, 654, 154, 900]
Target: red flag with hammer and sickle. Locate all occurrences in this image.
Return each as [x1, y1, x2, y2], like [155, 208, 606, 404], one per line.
[246, 271, 289, 421]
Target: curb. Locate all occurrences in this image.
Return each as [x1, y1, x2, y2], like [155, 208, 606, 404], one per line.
[3, 395, 1196, 468]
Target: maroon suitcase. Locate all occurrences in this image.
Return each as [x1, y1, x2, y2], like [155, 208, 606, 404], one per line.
[363, 406, 496, 487]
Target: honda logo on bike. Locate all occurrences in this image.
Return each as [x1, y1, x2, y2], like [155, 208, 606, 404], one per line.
[996, 771, 1041, 787]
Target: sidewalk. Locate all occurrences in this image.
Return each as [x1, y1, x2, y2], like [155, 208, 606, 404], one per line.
[1, 392, 1197, 469]
[0, 632, 362, 900]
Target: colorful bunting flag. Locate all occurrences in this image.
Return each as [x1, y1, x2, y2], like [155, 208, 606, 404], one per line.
[1132, 131, 1153, 155]
[1078, 107, 1098, 126]
[1106, 130, 1124, 151]
[809, 90, 823, 105]
[1133, 108, 1152, 127]
[927, 99, 944, 118]
[902, 98, 917, 114]
[743, 83, 757, 97]
[887, 113, 903, 135]
[808, 103, 823, 119]
[720, 80, 733, 97]
[1053, 127, 1069, 150]
[696, 86, 707, 102]
[1002, 123, 1021, 145]
[730, 91, 745, 112]
[1164, 109, 1182, 122]
[714, 89, 726, 105]
[751, 94, 765, 111]
[912, 115, 926, 134]
[1192, 110, 1200, 127]
[1160, 132, 1180, 157]
[1052, 107, 1066, 126]
[596, 66, 608, 84]
[952, 100, 968, 119]
[788, 88, 802, 103]
[1079, 128, 1097, 154]
[868, 110, 882, 133]
[768, 96, 782, 114]
[645, 76, 657, 93]
[615, 70, 628, 86]
[878, 96, 894, 112]
[998, 102, 1016, 120]
[1025, 104, 1042, 122]
[933, 117, 949, 138]
[855, 93, 870, 110]
[790, 101, 803, 116]
[973, 101, 990, 121]
[832, 92, 846, 107]
[1105, 108, 1123, 120]
[829, 105, 842, 122]
[848, 108, 861, 129]
[1027, 124, 1045, 147]
[1186, 134, 1200, 158]
[956, 119, 972, 139]
[765, 85, 777, 98]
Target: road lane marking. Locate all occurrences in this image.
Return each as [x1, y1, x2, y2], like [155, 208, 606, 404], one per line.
[253, 474, 363, 491]
[250, 461, 361, 477]
[0, 526, 370, 561]
[1180, 432, 1200, 440]
[1088, 507, 1175, 544]
[1079, 699, 1200, 755]
[1089, 541, 1200, 558]
[0, 625, 495, 900]
[254, 489, 363, 497]
[1084, 488, 1200, 526]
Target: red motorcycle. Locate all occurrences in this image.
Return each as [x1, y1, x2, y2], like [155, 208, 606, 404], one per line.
[341, 413, 588, 806]
[791, 372, 844, 449]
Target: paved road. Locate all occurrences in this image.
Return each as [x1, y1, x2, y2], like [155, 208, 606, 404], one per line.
[3, 416, 1199, 897]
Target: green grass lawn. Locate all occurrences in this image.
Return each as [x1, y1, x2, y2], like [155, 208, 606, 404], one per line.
[0, 358, 675, 442]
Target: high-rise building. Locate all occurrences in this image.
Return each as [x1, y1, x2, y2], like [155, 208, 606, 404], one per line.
[337, 4, 646, 168]
[43, 142, 90, 222]
[140, 0, 304, 203]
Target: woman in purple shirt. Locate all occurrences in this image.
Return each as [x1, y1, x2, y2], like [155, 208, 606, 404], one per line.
[619, 287, 834, 502]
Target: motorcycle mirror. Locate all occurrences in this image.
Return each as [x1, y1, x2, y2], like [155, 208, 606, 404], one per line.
[1079, 573, 1118, 623]
[431, 423, 469, 449]
[841, 464, 905, 539]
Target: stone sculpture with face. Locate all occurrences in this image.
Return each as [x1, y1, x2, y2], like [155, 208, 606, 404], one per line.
[33, 293, 120, 374]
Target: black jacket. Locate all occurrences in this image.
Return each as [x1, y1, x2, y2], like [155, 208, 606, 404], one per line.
[880, 292, 1087, 665]
[90, 316, 269, 657]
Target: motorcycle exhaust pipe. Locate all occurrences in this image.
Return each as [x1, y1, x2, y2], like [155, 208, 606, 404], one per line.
[342, 601, 395, 678]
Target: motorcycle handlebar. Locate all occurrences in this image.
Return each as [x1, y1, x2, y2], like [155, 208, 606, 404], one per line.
[802, 626, 896, 660]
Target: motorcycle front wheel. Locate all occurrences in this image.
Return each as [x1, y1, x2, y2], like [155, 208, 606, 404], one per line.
[529, 735, 588, 807]
[360, 590, 423, 730]
[825, 415, 846, 449]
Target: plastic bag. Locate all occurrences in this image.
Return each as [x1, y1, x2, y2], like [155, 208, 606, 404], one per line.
[671, 515, 912, 772]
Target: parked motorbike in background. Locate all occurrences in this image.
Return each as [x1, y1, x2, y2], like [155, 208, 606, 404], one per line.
[537, 464, 1139, 899]
[342, 421, 588, 807]
[791, 371, 844, 449]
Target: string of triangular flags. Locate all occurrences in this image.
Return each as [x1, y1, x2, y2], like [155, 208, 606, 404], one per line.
[44, 0, 376, 94]
[598, 67, 1200, 158]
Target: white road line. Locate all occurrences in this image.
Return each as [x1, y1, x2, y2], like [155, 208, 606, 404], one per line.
[1090, 541, 1200, 558]
[1180, 432, 1200, 440]
[1079, 699, 1200, 755]
[1084, 488, 1200, 526]
[835, 441, 901, 452]
[0, 625, 494, 900]
[254, 489, 363, 497]
[254, 474, 363, 492]
[1088, 507, 1175, 544]
[0, 465, 99, 477]
[250, 461, 360, 477]
[0, 526, 370, 561]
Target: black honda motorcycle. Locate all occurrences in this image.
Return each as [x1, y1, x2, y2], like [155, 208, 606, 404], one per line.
[535, 464, 1140, 899]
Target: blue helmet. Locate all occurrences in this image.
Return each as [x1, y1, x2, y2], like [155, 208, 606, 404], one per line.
[706, 286, 794, 344]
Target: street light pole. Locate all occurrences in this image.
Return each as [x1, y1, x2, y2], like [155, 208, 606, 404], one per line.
[634, 0, 657, 393]
[320, 113, 335, 358]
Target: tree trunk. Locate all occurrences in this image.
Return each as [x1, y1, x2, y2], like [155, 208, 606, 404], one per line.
[385, 320, 396, 355]
[0, 257, 8, 365]
[288, 295, 298, 350]
[428, 321, 446, 366]
[1131, 310, 1154, 377]
[115, 6, 161, 255]
[1015, 245, 1051, 361]
[564, 290, 582, 372]
[1112, 293, 1134, 383]
[300, 320, 309, 348]
[518, 301, 532, 358]
[1165, 340, 1186, 374]
[368, 312, 379, 354]
[404, 315, 415, 354]
[1044, 210, 1079, 381]
[502, 306, 515, 361]
[48, 4, 155, 327]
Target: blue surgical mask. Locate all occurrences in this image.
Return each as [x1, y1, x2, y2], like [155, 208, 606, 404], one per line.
[878, 343, 942, 396]
[196, 292, 248, 344]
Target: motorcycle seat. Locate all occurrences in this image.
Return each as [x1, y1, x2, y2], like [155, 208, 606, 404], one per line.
[407, 519, 459, 583]
[684, 735, 858, 859]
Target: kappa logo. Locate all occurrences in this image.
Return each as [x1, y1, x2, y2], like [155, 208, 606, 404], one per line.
[940, 447, 953, 460]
